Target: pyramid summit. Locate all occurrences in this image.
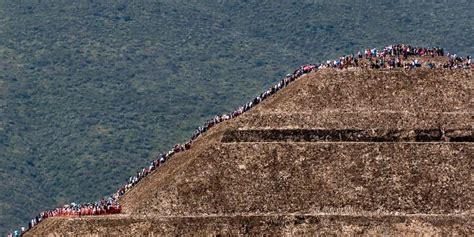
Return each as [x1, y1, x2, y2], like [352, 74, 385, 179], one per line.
[20, 45, 473, 236]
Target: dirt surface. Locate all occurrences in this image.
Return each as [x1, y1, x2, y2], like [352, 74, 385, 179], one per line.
[25, 66, 473, 236]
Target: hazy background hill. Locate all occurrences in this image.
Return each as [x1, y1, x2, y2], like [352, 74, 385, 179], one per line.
[0, 0, 472, 233]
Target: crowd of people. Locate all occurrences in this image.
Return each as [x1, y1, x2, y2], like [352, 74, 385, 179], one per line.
[9, 44, 471, 236]
[7, 200, 121, 237]
[313, 44, 470, 70]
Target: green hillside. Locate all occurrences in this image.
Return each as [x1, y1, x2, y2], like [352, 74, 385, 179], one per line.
[0, 0, 472, 233]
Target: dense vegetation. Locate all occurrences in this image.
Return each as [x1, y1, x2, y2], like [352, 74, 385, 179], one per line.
[0, 0, 472, 233]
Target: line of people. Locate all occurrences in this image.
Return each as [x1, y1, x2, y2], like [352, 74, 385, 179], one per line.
[10, 44, 471, 237]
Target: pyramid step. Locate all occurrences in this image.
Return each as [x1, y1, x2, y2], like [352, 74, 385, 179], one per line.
[122, 142, 472, 216]
[25, 214, 472, 236]
[232, 111, 472, 130]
